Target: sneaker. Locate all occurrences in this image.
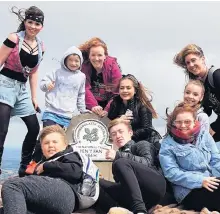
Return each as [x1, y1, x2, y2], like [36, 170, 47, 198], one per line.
[108, 207, 133, 214]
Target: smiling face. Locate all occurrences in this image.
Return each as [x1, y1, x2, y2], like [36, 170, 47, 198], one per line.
[89, 46, 106, 71]
[65, 54, 81, 71]
[184, 83, 204, 107]
[41, 132, 67, 159]
[174, 112, 195, 133]
[184, 53, 206, 77]
[119, 79, 136, 101]
[24, 19, 43, 37]
[109, 123, 133, 148]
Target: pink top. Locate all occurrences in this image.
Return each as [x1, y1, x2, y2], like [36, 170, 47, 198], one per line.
[81, 56, 122, 111]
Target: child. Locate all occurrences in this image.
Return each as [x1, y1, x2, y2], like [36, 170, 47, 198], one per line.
[183, 80, 209, 131]
[1, 125, 99, 214]
[31, 46, 88, 164]
[40, 46, 88, 129]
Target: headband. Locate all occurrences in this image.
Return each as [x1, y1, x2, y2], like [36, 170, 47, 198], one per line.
[25, 14, 44, 25]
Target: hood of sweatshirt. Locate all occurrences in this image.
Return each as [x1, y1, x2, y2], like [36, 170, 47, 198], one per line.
[61, 46, 83, 71]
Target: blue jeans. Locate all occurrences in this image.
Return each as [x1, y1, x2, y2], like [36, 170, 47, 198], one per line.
[0, 74, 35, 117]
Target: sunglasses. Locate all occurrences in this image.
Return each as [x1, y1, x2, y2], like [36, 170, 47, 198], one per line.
[173, 120, 194, 126]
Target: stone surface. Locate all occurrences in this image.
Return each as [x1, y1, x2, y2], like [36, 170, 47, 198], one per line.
[66, 113, 114, 161]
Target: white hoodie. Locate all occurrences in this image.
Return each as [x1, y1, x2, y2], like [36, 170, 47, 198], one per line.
[40, 46, 86, 118]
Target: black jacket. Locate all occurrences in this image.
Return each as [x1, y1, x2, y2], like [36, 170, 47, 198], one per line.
[108, 95, 161, 143]
[113, 140, 162, 181]
[36, 145, 83, 192]
[203, 68, 220, 116]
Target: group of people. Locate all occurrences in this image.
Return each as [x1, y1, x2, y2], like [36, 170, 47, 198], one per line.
[1, 4, 220, 214]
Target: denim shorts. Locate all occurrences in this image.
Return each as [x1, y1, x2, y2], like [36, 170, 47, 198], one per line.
[0, 74, 35, 117]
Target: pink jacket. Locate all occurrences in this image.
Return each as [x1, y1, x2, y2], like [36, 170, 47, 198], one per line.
[4, 31, 44, 76]
[81, 56, 122, 111]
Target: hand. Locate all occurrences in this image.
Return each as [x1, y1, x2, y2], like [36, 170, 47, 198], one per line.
[100, 110, 108, 118]
[105, 149, 116, 160]
[35, 163, 44, 175]
[202, 177, 220, 192]
[47, 81, 55, 91]
[91, 106, 103, 115]
[120, 114, 133, 123]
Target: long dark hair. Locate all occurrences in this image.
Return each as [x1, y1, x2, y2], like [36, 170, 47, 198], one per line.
[120, 74, 158, 118]
[11, 6, 44, 32]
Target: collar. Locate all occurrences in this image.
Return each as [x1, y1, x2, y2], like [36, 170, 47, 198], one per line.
[119, 140, 135, 152]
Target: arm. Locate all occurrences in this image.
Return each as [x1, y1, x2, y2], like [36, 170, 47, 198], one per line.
[115, 141, 155, 167]
[43, 155, 83, 183]
[132, 104, 154, 141]
[77, 75, 86, 112]
[40, 70, 56, 92]
[159, 140, 204, 189]
[0, 34, 17, 67]
[213, 69, 220, 89]
[29, 71, 38, 101]
[104, 59, 122, 111]
[82, 63, 99, 110]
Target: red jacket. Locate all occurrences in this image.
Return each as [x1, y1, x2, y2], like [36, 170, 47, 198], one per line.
[81, 56, 122, 111]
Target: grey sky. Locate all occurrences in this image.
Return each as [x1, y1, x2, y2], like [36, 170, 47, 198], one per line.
[1, 1, 220, 147]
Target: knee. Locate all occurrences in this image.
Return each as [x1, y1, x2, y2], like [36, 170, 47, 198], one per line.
[2, 178, 21, 194]
[27, 122, 40, 138]
[113, 158, 130, 172]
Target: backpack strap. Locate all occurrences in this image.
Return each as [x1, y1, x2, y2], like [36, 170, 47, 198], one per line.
[208, 65, 216, 88]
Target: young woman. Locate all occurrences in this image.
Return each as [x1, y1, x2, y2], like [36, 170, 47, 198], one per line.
[0, 6, 45, 176]
[99, 118, 166, 214]
[174, 44, 220, 141]
[159, 105, 220, 212]
[108, 74, 161, 144]
[1, 125, 99, 214]
[182, 79, 209, 131]
[78, 37, 122, 117]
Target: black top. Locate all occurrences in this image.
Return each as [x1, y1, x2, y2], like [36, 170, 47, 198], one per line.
[108, 95, 161, 143]
[90, 65, 107, 108]
[203, 69, 220, 116]
[1, 38, 40, 82]
[38, 145, 83, 192]
[113, 140, 162, 182]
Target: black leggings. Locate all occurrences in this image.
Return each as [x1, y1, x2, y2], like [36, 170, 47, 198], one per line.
[98, 158, 166, 214]
[0, 102, 39, 166]
[182, 180, 220, 212]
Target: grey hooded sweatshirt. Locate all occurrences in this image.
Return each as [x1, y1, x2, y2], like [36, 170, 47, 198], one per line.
[40, 46, 86, 118]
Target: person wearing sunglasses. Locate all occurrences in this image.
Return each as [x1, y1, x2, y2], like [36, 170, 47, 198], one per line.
[159, 104, 220, 212]
[174, 44, 220, 142]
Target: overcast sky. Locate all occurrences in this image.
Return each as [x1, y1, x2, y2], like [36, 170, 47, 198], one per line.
[1, 1, 220, 147]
